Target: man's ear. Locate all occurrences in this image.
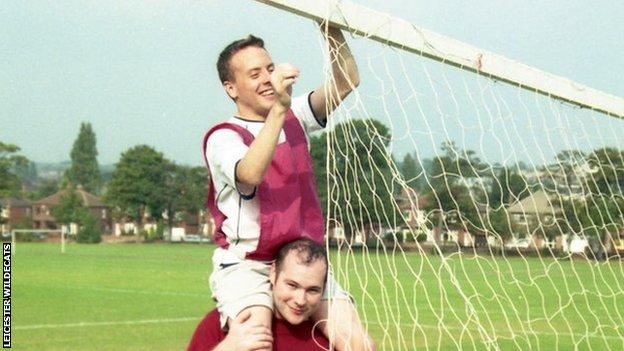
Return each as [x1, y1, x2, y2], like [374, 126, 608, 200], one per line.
[269, 263, 277, 286]
[223, 81, 238, 100]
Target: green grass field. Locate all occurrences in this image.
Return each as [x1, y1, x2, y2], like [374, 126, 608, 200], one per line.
[12, 243, 624, 350]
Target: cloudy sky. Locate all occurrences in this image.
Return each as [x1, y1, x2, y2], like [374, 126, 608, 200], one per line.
[2, 0, 623, 166]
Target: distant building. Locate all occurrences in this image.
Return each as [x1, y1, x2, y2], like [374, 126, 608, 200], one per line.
[32, 186, 111, 234]
[113, 209, 214, 240]
[396, 187, 429, 230]
[613, 232, 624, 255]
[0, 198, 32, 234]
[519, 161, 597, 199]
[507, 189, 560, 227]
[507, 189, 561, 248]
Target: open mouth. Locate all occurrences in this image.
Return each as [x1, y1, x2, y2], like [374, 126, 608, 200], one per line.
[259, 88, 274, 97]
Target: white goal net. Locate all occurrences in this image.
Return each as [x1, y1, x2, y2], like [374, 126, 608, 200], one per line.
[260, 1, 624, 350]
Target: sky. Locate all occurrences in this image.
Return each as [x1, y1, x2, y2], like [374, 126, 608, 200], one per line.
[2, 0, 623, 167]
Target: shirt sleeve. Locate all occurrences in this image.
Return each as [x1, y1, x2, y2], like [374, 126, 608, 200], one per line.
[291, 91, 326, 135]
[205, 129, 255, 198]
[187, 310, 224, 351]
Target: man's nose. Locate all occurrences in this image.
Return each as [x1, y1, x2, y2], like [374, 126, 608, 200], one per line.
[260, 69, 271, 83]
[294, 290, 306, 306]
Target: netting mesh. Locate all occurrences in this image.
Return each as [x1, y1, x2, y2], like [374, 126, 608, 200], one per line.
[315, 20, 624, 351]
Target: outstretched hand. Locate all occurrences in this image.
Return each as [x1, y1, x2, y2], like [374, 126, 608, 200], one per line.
[270, 63, 300, 111]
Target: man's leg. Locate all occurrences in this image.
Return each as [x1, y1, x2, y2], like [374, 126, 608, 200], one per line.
[210, 259, 274, 350]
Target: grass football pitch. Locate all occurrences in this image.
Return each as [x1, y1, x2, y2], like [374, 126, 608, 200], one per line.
[12, 243, 624, 350]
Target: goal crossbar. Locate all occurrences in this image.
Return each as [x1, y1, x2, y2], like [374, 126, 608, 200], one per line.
[255, 0, 624, 118]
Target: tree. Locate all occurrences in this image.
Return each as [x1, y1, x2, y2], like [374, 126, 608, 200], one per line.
[50, 188, 86, 227]
[584, 147, 624, 195]
[422, 141, 485, 234]
[400, 152, 421, 189]
[579, 148, 624, 237]
[567, 196, 623, 236]
[66, 122, 101, 194]
[555, 149, 586, 187]
[438, 140, 484, 179]
[487, 167, 530, 208]
[553, 147, 624, 254]
[105, 145, 168, 226]
[12, 160, 37, 185]
[484, 207, 516, 241]
[310, 119, 398, 241]
[0, 141, 28, 198]
[29, 179, 60, 200]
[163, 163, 207, 230]
[76, 211, 102, 243]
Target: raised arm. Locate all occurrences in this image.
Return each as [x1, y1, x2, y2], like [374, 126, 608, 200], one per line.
[235, 64, 299, 188]
[309, 25, 360, 123]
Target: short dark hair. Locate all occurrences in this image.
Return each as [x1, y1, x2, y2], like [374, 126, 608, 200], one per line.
[275, 238, 328, 279]
[217, 35, 265, 83]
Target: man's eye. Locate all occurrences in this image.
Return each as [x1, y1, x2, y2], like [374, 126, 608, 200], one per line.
[288, 283, 297, 289]
[251, 74, 259, 79]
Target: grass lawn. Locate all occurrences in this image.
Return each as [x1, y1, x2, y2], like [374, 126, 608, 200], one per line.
[12, 242, 624, 350]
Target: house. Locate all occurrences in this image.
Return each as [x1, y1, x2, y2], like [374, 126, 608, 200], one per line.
[507, 189, 560, 226]
[394, 187, 496, 247]
[446, 229, 475, 246]
[393, 187, 436, 243]
[32, 186, 111, 234]
[112, 210, 157, 236]
[201, 209, 215, 237]
[113, 221, 142, 236]
[556, 234, 588, 253]
[507, 190, 560, 244]
[614, 232, 624, 255]
[169, 209, 213, 240]
[326, 219, 379, 246]
[0, 198, 32, 234]
[396, 187, 429, 229]
[113, 209, 215, 240]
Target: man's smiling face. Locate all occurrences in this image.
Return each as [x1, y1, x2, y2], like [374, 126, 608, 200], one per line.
[224, 46, 276, 119]
[269, 250, 326, 325]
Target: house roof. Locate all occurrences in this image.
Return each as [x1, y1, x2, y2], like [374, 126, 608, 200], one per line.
[507, 190, 560, 215]
[33, 186, 106, 208]
[0, 197, 32, 207]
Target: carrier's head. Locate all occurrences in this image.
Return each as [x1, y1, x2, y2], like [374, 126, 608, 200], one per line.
[217, 35, 276, 120]
[270, 238, 328, 325]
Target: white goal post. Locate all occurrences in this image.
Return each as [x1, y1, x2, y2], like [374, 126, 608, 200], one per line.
[254, 0, 624, 119]
[10, 229, 66, 255]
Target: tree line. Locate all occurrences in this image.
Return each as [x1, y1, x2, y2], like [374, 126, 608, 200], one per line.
[1, 122, 206, 243]
[2, 119, 623, 245]
[399, 141, 624, 244]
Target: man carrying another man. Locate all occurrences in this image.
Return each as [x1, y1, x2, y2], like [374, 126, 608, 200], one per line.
[188, 238, 333, 350]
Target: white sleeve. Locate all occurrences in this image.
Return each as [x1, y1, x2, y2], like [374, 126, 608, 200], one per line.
[205, 129, 255, 197]
[291, 92, 325, 135]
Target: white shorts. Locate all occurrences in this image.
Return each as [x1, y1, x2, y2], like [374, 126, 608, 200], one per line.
[209, 258, 350, 328]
